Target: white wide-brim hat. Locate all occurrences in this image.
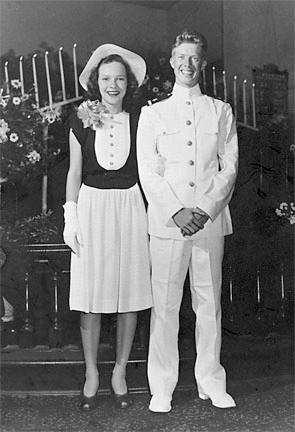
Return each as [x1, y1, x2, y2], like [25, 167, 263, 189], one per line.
[79, 43, 146, 90]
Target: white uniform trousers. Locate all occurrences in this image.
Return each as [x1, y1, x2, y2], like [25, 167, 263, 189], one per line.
[148, 235, 227, 399]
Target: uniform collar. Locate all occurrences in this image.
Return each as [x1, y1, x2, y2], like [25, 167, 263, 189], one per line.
[172, 82, 203, 101]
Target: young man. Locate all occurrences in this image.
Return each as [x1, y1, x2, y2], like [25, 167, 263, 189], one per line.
[137, 30, 238, 413]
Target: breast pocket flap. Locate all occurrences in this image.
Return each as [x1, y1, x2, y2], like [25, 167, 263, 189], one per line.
[158, 128, 180, 137]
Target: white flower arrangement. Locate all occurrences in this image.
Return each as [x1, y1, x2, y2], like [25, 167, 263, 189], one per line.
[38, 106, 62, 124]
[275, 202, 295, 225]
[163, 80, 173, 91]
[9, 132, 18, 143]
[77, 100, 109, 130]
[0, 119, 10, 142]
[12, 96, 21, 106]
[0, 81, 61, 183]
[140, 53, 174, 102]
[27, 150, 41, 164]
[11, 79, 22, 89]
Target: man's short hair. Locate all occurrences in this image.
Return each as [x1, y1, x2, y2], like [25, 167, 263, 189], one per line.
[172, 30, 208, 55]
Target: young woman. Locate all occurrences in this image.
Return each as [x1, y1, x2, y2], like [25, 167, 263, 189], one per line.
[63, 44, 152, 410]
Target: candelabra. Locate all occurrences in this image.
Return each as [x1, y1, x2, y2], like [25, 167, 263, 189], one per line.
[201, 66, 258, 130]
[5, 50, 257, 130]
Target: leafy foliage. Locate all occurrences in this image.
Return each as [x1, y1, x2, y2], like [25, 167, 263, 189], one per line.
[3, 210, 59, 244]
[0, 81, 62, 184]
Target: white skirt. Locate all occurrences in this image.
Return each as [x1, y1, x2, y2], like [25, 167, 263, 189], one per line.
[69, 183, 153, 313]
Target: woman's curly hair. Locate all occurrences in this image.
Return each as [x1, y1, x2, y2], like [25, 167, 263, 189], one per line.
[86, 54, 138, 112]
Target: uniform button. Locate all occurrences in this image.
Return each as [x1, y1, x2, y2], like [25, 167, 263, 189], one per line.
[187, 141, 193, 146]
[109, 161, 114, 166]
[189, 181, 195, 187]
[186, 101, 191, 105]
[110, 134, 113, 138]
[110, 143, 114, 146]
[110, 125, 114, 129]
[186, 120, 192, 125]
[110, 154, 114, 157]
[188, 160, 194, 165]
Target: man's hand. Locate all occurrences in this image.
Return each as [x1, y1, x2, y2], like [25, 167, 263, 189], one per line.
[179, 207, 209, 237]
[193, 207, 209, 225]
[173, 208, 203, 236]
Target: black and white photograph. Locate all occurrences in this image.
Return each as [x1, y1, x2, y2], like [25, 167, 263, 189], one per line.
[0, 1, 294, 431]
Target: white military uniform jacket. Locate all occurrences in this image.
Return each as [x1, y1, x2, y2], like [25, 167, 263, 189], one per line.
[137, 83, 239, 241]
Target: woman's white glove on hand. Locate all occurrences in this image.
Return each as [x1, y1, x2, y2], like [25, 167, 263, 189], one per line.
[63, 201, 83, 256]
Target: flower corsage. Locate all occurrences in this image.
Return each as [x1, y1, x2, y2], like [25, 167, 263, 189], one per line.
[77, 100, 109, 130]
[275, 202, 295, 225]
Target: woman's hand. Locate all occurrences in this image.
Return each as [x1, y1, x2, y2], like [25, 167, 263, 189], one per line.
[63, 201, 83, 256]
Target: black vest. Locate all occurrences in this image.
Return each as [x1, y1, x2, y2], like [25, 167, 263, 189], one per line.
[72, 112, 140, 190]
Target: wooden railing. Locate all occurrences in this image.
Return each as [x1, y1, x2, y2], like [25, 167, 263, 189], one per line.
[1, 242, 292, 354]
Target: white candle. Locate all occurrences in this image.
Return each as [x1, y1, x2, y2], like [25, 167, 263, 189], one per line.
[229, 277, 233, 303]
[222, 70, 227, 102]
[285, 153, 289, 192]
[4, 61, 9, 95]
[252, 83, 256, 128]
[53, 272, 58, 314]
[32, 54, 40, 108]
[19, 56, 25, 96]
[233, 75, 237, 117]
[42, 174, 48, 212]
[58, 47, 66, 101]
[212, 66, 216, 97]
[42, 126, 48, 212]
[259, 149, 263, 190]
[243, 79, 247, 124]
[25, 272, 29, 313]
[256, 267, 261, 303]
[73, 43, 79, 97]
[202, 68, 207, 91]
[45, 51, 53, 108]
[281, 264, 285, 300]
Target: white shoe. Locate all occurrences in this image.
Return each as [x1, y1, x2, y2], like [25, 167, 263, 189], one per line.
[149, 395, 172, 413]
[199, 392, 236, 408]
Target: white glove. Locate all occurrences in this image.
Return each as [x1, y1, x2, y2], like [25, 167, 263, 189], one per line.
[63, 201, 83, 256]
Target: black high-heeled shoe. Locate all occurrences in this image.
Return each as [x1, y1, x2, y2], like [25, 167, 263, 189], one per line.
[111, 367, 131, 409]
[111, 388, 131, 409]
[80, 389, 98, 411]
